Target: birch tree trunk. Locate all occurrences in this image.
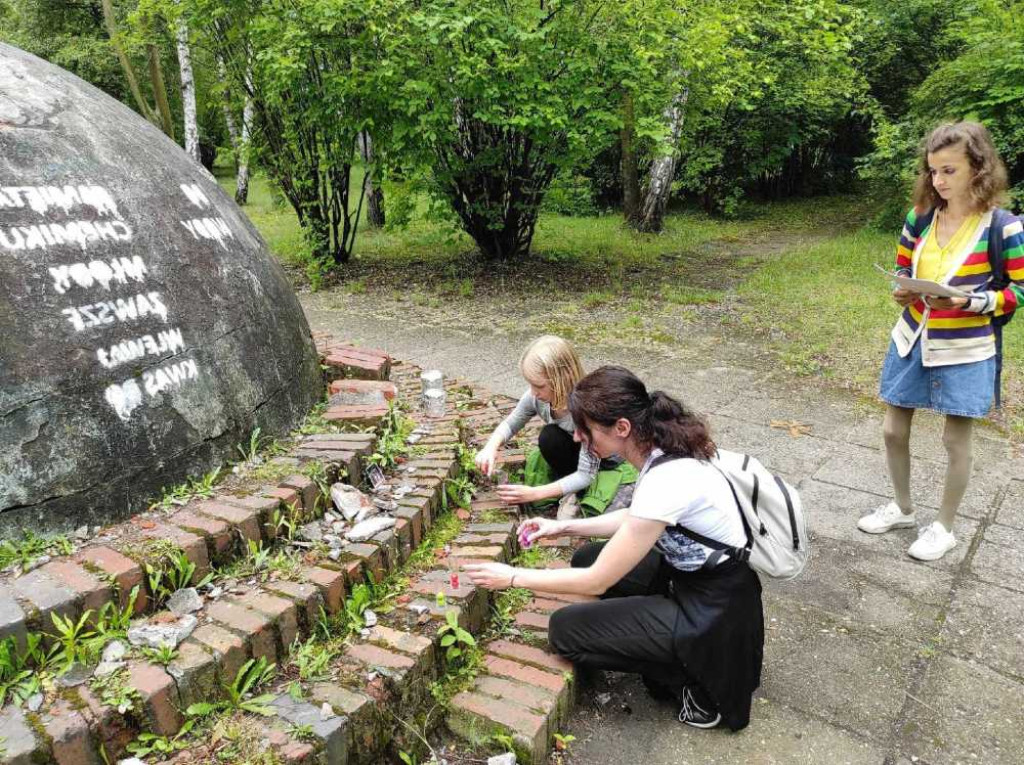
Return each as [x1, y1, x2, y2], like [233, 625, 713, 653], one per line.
[358, 131, 385, 228]
[218, 58, 241, 153]
[637, 84, 690, 233]
[620, 91, 641, 224]
[175, 14, 200, 163]
[235, 59, 254, 205]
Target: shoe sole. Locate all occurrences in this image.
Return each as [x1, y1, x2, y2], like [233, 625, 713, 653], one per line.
[857, 518, 916, 534]
[908, 540, 956, 561]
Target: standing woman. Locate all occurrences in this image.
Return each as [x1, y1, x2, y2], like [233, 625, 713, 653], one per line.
[464, 366, 764, 731]
[858, 122, 1023, 560]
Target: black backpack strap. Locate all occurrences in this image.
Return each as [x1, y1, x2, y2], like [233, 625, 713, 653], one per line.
[647, 453, 752, 570]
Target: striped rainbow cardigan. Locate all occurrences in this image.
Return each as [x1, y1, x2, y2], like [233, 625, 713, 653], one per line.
[891, 207, 1024, 367]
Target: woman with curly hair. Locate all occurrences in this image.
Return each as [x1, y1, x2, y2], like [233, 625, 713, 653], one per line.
[858, 121, 1024, 560]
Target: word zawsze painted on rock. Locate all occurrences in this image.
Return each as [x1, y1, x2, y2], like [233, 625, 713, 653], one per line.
[104, 358, 201, 421]
[62, 291, 168, 331]
[49, 256, 147, 294]
[97, 327, 185, 369]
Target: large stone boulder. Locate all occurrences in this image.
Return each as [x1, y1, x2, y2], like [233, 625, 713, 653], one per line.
[0, 44, 323, 535]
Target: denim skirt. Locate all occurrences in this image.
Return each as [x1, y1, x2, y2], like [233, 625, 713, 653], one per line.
[879, 339, 995, 418]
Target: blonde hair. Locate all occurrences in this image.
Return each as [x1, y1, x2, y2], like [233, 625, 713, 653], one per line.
[912, 121, 1008, 213]
[519, 335, 584, 410]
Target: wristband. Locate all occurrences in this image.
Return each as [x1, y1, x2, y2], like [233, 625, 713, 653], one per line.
[509, 571, 517, 589]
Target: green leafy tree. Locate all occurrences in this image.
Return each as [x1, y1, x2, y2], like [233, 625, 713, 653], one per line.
[381, 0, 621, 259]
[172, 0, 386, 266]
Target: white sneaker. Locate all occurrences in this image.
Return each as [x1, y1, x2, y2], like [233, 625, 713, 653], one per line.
[907, 522, 956, 561]
[857, 501, 916, 534]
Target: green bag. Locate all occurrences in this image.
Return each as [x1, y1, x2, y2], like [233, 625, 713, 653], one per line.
[523, 448, 638, 515]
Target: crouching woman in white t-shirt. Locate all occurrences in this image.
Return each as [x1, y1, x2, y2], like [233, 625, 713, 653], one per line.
[463, 365, 764, 731]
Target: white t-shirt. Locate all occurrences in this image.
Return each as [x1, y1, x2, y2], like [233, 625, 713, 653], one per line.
[630, 450, 747, 572]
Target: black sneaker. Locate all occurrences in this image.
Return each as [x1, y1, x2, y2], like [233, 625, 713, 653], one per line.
[677, 686, 721, 729]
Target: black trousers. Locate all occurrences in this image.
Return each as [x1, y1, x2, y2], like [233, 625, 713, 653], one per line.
[548, 541, 764, 731]
[538, 423, 581, 480]
[548, 542, 690, 685]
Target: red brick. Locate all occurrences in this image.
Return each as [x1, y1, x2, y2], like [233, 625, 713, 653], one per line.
[217, 494, 282, 539]
[206, 600, 277, 663]
[188, 624, 247, 685]
[328, 379, 397, 399]
[323, 404, 389, 426]
[263, 486, 301, 512]
[486, 640, 573, 675]
[450, 691, 547, 764]
[280, 475, 321, 515]
[264, 580, 323, 633]
[76, 685, 136, 760]
[74, 548, 147, 618]
[471, 498, 512, 512]
[167, 510, 233, 561]
[43, 697, 101, 765]
[394, 506, 423, 548]
[342, 543, 383, 580]
[193, 500, 262, 545]
[332, 342, 392, 361]
[475, 674, 558, 715]
[346, 642, 415, 670]
[484, 655, 566, 695]
[75, 546, 148, 615]
[367, 625, 432, 658]
[127, 661, 183, 736]
[301, 566, 345, 614]
[139, 523, 210, 582]
[40, 559, 112, 618]
[231, 591, 299, 651]
[342, 559, 363, 588]
[450, 545, 504, 561]
[410, 571, 476, 601]
[514, 611, 549, 631]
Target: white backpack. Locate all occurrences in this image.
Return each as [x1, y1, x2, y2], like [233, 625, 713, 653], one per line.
[652, 449, 810, 580]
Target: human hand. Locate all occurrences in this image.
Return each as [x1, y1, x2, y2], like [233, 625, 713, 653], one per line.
[924, 296, 968, 311]
[892, 288, 919, 307]
[462, 561, 515, 590]
[496, 483, 537, 505]
[517, 517, 563, 548]
[474, 446, 498, 476]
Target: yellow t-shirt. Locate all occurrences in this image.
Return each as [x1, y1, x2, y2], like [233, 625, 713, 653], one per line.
[917, 212, 982, 282]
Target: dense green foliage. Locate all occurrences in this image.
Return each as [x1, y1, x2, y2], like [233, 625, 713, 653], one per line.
[2, 0, 1022, 262]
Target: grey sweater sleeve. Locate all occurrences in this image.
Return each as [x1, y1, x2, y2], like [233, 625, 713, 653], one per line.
[493, 389, 538, 443]
[557, 444, 600, 495]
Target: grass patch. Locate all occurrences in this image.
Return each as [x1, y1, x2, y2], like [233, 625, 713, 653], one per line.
[734, 228, 1024, 430]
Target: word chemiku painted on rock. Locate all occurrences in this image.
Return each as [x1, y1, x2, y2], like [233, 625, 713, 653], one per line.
[104, 357, 201, 422]
[0, 219, 132, 252]
[62, 291, 168, 332]
[97, 327, 185, 370]
[49, 256, 147, 295]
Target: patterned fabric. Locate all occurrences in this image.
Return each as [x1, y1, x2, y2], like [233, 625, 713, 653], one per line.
[655, 526, 711, 572]
[892, 207, 1024, 367]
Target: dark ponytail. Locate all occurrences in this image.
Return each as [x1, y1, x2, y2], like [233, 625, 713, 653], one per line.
[569, 366, 716, 460]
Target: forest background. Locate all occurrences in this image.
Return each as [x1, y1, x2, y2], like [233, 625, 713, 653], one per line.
[3, 0, 1023, 432]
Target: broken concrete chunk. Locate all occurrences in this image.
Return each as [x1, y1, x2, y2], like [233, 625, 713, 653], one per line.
[127, 614, 197, 649]
[167, 587, 203, 616]
[346, 516, 396, 543]
[331, 483, 374, 521]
